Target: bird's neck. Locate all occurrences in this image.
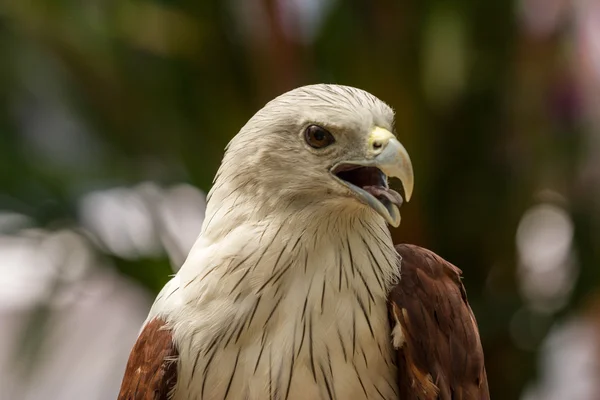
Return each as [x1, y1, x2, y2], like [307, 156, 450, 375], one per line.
[183, 197, 400, 301]
[169, 206, 400, 399]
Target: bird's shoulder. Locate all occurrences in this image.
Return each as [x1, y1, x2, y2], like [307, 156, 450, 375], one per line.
[118, 318, 178, 400]
[387, 243, 489, 400]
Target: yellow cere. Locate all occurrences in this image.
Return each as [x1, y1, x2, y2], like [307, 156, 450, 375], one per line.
[369, 126, 395, 147]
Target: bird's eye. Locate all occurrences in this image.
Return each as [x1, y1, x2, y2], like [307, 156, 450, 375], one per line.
[304, 125, 335, 149]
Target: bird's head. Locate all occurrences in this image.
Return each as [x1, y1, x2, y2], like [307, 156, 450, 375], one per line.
[209, 84, 414, 228]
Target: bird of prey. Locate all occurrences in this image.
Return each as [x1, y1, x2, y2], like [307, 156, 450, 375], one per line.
[118, 84, 489, 400]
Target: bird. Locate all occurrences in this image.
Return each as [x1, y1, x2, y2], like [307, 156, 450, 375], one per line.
[117, 84, 489, 400]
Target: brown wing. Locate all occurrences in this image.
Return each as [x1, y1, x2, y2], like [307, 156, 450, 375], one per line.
[118, 318, 179, 400]
[388, 244, 489, 400]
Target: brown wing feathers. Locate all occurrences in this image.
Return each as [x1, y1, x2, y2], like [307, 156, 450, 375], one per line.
[389, 244, 489, 400]
[118, 318, 178, 400]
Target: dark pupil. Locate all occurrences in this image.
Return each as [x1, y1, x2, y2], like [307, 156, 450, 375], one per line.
[313, 130, 325, 141]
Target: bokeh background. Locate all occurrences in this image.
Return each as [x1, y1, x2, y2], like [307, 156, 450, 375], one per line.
[1, 0, 599, 399]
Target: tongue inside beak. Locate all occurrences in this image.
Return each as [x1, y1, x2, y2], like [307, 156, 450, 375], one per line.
[363, 185, 404, 214]
[332, 165, 405, 226]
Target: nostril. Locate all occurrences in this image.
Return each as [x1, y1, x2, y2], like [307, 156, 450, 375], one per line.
[373, 141, 383, 150]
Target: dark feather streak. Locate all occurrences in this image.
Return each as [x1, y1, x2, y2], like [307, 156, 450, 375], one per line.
[223, 350, 241, 400]
[308, 313, 317, 382]
[356, 293, 375, 339]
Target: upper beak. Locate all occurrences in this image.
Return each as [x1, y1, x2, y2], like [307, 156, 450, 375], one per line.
[368, 127, 414, 202]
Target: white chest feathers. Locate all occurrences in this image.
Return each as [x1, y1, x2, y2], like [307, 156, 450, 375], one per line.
[153, 218, 400, 400]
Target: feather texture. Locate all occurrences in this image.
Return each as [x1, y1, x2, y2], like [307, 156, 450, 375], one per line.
[389, 244, 489, 400]
[118, 318, 178, 400]
[161, 212, 400, 400]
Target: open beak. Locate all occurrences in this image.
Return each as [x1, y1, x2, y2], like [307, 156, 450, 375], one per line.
[331, 127, 414, 227]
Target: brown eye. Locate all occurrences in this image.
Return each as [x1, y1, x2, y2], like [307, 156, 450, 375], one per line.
[304, 125, 335, 149]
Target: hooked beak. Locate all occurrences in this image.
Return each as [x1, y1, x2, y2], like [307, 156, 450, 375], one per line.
[331, 127, 414, 227]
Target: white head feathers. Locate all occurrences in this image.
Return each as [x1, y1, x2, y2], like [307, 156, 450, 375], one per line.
[202, 84, 396, 238]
